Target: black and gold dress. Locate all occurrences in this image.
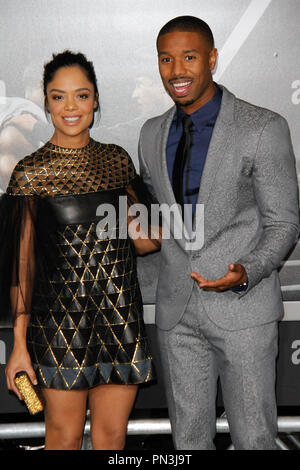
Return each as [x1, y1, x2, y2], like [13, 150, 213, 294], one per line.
[0, 139, 156, 390]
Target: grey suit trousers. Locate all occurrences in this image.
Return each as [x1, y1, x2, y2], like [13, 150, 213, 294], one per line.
[157, 285, 278, 450]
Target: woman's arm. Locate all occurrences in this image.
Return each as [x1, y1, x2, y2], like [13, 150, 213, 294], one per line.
[127, 213, 161, 255]
[4, 195, 38, 398]
[5, 312, 37, 399]
[126, 183, 161, 255]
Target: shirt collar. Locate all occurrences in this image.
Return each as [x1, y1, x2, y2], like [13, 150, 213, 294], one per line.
[174, 85, 223, 132]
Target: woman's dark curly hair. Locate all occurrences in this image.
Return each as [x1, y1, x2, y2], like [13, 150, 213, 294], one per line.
[43, 50, 100, 114]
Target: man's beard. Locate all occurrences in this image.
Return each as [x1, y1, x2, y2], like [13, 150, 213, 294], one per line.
[174, 98, 196, 107]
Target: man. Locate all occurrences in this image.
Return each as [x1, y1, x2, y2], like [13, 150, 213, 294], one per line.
[138, 16, 299, 450]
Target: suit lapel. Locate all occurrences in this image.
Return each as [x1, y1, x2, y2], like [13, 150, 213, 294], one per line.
[159, 106, 176, 207]
[193, 86, 236, 232]
[158, 106, 191, 249]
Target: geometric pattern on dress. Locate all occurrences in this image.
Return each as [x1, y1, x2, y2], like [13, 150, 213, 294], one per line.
[8, 139, 155, 390]
[28, 221, 155, 389]
[7, 139, 136, 197]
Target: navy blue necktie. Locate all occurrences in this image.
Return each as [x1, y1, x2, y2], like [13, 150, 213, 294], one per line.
[172, 115, 193, 209]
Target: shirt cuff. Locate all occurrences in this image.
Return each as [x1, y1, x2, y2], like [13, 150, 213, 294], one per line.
[231, 279, 248, 293]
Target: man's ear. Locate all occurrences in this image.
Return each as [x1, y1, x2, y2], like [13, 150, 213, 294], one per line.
[209, 48, 218, 72]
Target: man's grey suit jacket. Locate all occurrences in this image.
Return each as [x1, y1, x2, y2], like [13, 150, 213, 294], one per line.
[138, 85, 299, 332]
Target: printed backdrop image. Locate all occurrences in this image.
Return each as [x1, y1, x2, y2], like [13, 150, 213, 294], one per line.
[0, 0, 299, 312]
[0, 0, 300, 415]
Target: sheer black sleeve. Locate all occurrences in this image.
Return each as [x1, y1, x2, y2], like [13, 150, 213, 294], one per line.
[0, 193, 37, 325]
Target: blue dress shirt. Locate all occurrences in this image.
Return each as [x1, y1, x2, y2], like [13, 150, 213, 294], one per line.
[166, 86, 222, 218]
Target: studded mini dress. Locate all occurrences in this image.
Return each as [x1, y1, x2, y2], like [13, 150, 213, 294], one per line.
[0, 139, 156, 390]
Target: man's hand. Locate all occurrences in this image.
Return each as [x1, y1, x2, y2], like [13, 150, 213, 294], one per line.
[190, 263, 247, 291]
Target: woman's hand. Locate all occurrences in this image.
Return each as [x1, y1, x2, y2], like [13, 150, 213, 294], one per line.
[128, 218, 161, 255]
[5, 346, 37, 400]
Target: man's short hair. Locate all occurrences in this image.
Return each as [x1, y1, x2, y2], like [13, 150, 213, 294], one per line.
[157, 16, 215, 49]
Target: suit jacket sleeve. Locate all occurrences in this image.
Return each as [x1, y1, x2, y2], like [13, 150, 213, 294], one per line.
[237, 114, 299, 294]
[138, 130, 157, 200]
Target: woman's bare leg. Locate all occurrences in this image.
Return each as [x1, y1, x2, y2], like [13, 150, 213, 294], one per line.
[88, 384, 138, 450]
[42, 388, 88, 450]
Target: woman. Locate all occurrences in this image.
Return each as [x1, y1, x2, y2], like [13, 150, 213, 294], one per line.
[2, 50, 159, 450]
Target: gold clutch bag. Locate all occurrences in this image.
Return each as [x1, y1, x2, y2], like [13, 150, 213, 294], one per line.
[14, 371, 44, 415]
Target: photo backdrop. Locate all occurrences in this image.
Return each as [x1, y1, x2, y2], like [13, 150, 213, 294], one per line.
[0, 0, 300, 411]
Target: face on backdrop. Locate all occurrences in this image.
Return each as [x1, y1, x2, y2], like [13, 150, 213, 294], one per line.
[46, 65, 98, 148]
[157, 31, 218, 114]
